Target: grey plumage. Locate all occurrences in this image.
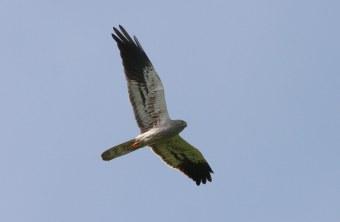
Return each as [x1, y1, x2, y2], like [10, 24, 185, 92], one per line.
[101, 25, 213, 185]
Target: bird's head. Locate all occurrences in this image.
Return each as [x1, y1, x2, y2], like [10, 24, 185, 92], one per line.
[173, 119, 187, 130]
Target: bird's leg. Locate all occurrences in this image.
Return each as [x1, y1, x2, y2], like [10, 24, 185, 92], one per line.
[131, 141, 140, 149]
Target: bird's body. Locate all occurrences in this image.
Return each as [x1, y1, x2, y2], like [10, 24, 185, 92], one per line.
[135, 120, 187, 146]
[101, 25, 213, 185]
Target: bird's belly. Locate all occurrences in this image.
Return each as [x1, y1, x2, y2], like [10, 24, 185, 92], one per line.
[135, 126, 179, 146]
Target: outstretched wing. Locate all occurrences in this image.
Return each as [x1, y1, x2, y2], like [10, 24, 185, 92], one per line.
[112, 25, 170, 133]
[151, 135, 213, 185]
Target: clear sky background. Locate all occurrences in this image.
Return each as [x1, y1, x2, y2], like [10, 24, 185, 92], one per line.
[1, 0, 339, 221]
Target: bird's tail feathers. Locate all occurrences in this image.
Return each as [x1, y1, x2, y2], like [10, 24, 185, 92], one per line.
[101, 139, 142, 161]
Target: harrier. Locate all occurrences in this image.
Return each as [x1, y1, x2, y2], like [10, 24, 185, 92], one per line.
[101, 25, 213, 185]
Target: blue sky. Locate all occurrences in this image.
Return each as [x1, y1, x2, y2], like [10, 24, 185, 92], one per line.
[1, 0, 339, 221]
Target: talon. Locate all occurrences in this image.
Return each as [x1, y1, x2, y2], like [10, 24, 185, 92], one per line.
[131, 141, 140, 149]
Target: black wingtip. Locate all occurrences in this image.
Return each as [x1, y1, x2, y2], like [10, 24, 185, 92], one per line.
[178, 158, 213, 186]
[111, 25, 136, 44]
[112, 26, 119, 35]
[111, 33, 121, 43]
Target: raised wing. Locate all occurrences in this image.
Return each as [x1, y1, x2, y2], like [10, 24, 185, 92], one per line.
[112, 25, 170, 133]
[151, 135, 213, 185]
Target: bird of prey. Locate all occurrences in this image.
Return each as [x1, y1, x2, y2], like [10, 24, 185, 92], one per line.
[101, 25, 213, 185]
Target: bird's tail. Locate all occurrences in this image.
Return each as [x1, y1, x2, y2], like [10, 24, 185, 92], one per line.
[101, 139, 143, 161]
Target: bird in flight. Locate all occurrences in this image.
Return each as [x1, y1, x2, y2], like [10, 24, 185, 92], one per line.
[101, 25, 213, 185]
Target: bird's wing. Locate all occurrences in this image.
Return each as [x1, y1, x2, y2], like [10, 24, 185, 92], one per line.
[151, 135, 213, 185]
[112, 25, 170, 133]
